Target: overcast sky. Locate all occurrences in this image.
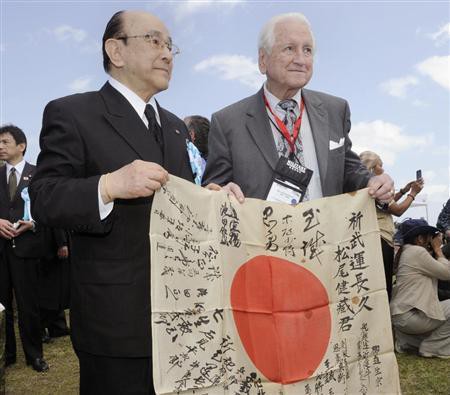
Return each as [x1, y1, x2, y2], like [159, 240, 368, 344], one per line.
[1, 0, 449, 223]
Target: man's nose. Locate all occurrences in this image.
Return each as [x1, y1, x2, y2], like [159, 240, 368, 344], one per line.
[292, 50, 308, 64]
[161, 47, 173, 63]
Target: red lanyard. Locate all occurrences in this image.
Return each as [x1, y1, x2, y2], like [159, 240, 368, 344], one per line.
[263, 93, 305, 154]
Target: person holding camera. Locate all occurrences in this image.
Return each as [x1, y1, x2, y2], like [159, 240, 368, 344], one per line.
[390, 219, 450, 359]
[359, 151, 423, 300]
[437, 198, 450, 243]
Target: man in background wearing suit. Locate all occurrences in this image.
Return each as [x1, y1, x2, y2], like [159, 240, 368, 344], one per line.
[203, 13, 393, 202]
[30, 10, 193, 394]
[0, 125, 49, 372]
[39, 228, 70, 343]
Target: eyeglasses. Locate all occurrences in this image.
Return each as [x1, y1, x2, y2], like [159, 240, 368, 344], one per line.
[116, 33, 180, 56]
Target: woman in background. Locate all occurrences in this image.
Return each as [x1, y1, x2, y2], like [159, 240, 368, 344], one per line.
[390, 219, 450, 358]
[359, 151, 423, 299]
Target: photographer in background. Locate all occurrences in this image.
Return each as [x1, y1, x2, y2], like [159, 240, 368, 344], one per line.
[359, 151, 423, 300]
[437, 198, 450, 243]
[390, 219, 450, 359]
[436, 199, 450, 300]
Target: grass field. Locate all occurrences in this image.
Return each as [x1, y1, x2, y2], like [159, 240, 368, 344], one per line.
[4, 334, 450, 394]
[5, 334, 78, 394]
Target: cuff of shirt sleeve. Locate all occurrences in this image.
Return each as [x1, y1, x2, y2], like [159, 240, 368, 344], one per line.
[98, 179, 113, 220]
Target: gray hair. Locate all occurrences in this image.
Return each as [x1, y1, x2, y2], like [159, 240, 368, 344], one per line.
[258, 13, 315, 54]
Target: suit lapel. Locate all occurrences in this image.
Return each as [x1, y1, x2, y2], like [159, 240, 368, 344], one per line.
[245, 88, 279, 171]
[157, 103, 187, 175]
[100, 82, 163, 164]
[302, 89, 330, 187]
[0, 166, 8, 204]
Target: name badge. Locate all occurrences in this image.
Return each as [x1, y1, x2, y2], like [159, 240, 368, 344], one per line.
[265, 156, 313, 205]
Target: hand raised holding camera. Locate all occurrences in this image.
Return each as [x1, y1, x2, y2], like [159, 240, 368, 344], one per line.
[431, 233, 444, 258]
[410, 179, 424, 196]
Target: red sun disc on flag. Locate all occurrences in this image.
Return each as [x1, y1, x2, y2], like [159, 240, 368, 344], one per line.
[230, 255, 331, 384]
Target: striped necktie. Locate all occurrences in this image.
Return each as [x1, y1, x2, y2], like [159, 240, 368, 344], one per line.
[279, 99, 309, 201]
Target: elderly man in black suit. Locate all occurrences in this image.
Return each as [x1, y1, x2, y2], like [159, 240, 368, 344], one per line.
[30, 10, 193, 394]
[203, 13, 393, 202]
[0, 125, 49, 372]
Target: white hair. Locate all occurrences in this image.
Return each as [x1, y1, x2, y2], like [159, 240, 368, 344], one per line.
[258, 13, 315, 54]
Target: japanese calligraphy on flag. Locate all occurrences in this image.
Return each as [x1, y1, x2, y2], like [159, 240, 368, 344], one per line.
[150, 175, 401, 395]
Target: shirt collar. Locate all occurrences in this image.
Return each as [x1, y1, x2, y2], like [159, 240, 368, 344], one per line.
[108, 77, 161, 127]
[6, 159, 25, 177]
[263, 83, 302, 111]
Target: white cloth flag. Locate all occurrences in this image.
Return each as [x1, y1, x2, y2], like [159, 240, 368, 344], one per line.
[150, 176, 401, 395]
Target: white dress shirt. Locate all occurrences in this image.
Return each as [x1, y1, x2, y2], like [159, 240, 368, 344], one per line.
[263, 84, 323, 200]
[108, 77, 161, 128]
[6, 159, 35, 223]
[98, 78, 161, 219]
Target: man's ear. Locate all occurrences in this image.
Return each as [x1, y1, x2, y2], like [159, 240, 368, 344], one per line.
[258, 48, 267, 75]
[105, 38, 125, 68]
[18, 143, 26, 155]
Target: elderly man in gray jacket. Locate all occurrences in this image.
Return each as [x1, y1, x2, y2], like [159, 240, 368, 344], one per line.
[203, 13, 393, 203]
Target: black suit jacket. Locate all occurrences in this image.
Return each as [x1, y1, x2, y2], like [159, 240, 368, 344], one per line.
[29, 82, 194, 357]
[0, 162, 48, 258]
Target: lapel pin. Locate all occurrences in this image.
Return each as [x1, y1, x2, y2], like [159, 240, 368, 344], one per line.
[174, 129, 180, 135]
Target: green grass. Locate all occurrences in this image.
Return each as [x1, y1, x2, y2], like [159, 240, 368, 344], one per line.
[5, 334, 78, 395]
[4, 337, 450, 394]
[396, 352, 450, 395]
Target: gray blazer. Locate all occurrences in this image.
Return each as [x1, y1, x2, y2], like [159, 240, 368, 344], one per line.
[202, 88, 371, 199]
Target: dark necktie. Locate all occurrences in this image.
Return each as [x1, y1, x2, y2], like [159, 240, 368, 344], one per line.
[8, 167, 17, 201]
[144, 104, 163, 150]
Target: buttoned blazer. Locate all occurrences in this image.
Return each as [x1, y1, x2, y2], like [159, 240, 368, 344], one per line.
[29, 82, 194, 357]
[0, 162, 48, 257]
[202, 88, 371, 199]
